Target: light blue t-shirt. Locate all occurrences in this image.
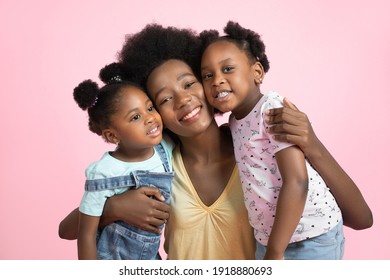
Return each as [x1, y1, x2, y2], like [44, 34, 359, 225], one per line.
[79, 138, 174, 216]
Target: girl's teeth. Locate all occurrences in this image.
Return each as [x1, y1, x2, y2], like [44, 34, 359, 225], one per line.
[148, 127, 157, 135]
[217, 91, 229, 98]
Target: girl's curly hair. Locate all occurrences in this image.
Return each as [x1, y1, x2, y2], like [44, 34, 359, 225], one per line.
[73, 62, 141, 137]
[199, 21, 270, 72]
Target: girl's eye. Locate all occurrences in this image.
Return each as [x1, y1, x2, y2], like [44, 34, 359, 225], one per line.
[223, 66, 234, 73]
[202, 73, 212, 81]
[147, 105, 154, 112]
[131, 114, 141, 121]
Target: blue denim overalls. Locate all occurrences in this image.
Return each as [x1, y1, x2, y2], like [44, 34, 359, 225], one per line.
[84, 144, 174, 260]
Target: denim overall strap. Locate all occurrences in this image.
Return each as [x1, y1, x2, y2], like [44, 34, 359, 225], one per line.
[84, 174, 136, 191]
[154, 143, 171, 172]
[85, 143, 170, 192]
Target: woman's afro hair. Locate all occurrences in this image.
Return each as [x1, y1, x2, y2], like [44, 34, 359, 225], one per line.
[118, 23, 202, 88]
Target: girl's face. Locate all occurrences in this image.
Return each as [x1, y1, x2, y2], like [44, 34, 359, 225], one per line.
[146, 59, 214, 138]
[201, 40, 263, 119]
[106, 85, 163, 155]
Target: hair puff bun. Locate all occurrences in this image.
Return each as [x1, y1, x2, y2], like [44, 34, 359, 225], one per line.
[99, 62, 125, 84]
[73, 80, 99, 110]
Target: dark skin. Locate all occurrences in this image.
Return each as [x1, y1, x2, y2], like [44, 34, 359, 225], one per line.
[58, 187, 169, 239]
[58, 99, 373, 240]
[266, 98, 373, 230]
[180, 127, 235, 207]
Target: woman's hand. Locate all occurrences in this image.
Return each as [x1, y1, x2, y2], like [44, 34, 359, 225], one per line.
[265, 98, 318, 154]
[58, 187, 171, 240]
[101, 187, 171, 234]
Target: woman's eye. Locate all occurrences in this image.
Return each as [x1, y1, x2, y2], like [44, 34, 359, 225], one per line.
[184, 81, 196, 89]
[159, 96, 172, 106]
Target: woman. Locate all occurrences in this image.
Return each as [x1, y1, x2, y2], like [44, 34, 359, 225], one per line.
[59, 24, 372, 259]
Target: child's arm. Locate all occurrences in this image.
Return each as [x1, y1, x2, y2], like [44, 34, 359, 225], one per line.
[265, 146, 308, 260]
[77, 212, 99, 260]
[58, 207, 79, 240]
[265, 99, 373, 230]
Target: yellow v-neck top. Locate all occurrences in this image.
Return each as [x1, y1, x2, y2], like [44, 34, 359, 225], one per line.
[164, 146, 256, 259]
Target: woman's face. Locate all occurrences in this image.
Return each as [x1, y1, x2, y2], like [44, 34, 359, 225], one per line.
[146, 59, 215, 138]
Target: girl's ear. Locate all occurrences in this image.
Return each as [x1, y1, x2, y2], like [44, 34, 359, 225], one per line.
[253, 62, 265, 85]
[102, 129, 119, 145]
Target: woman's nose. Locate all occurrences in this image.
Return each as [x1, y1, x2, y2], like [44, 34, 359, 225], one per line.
[175, 91, 192, 108]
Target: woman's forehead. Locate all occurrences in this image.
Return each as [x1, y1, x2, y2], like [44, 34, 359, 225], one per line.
[148, 59, 194, 87]
[156, 59, 193, 75]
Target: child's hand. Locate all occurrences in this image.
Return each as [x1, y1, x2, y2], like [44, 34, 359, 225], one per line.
[263, 250, 285, 260]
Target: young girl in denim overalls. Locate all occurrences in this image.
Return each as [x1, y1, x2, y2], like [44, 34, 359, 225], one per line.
[73, 63, 174, 260]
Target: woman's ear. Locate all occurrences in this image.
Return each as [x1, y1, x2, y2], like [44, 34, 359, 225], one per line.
[102, 129, 119, 145]
[253, 62, 265, 85]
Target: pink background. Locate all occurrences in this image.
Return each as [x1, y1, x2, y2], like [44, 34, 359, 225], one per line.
[0, 0, 389, 260]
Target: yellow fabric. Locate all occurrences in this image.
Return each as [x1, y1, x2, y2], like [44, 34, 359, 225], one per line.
[164, 146, 256, 260]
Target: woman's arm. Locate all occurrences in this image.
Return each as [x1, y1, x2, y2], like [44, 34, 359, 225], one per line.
[265, 98, 373, 230]
[58, 187, 171, 240]
[101, 186, 170, 233]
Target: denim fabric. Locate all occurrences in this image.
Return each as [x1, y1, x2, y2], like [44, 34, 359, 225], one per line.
[86, 143, 174, 260]
[96, 222, 162, 260]
[255, 220, 345, 260]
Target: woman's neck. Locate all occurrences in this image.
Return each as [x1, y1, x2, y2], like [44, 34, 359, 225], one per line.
[178, 120, 233, 164]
